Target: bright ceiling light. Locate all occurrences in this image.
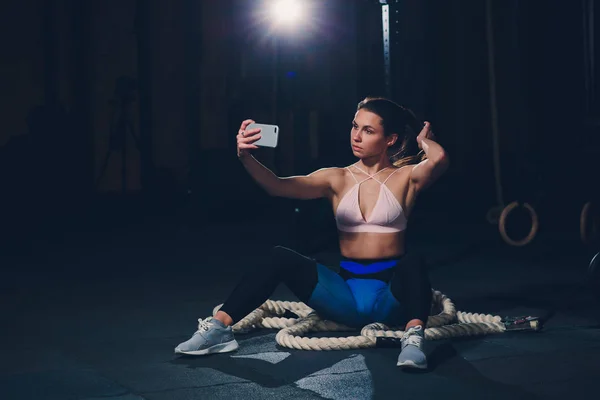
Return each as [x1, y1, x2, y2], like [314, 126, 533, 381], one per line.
[271, 0, 303, 25]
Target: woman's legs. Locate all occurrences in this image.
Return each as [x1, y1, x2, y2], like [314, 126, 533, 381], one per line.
[220, 245, 365, 328]
[345, 252, 431, 368]
[386, 252, 432, 369]
[388, 252, 433, 327]
[176, 245, 321, 355]
[337, 253, 431, 328]
[176, 246, 432, 366]
[305, 264, 363, 327]
[219, 246, 320, 324]
[221, 248, 432, 370]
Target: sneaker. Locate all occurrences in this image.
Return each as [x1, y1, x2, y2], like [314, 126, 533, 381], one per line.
[174, 317, 239, 355]
[396, 325, 427, 369]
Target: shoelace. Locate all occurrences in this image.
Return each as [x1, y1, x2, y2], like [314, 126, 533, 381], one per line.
[402, 329, 423, 349]
[196, 317, 213, 333]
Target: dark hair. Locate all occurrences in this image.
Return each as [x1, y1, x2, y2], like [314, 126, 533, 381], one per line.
[356, 96, 426, 167]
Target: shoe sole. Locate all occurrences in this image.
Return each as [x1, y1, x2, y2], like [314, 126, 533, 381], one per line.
[175, 340, 239, 356]
[396, 360, 427, 369]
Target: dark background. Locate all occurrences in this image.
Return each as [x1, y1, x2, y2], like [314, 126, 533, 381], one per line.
[0, 0, 597, 254]
[2, 3, 600, 398]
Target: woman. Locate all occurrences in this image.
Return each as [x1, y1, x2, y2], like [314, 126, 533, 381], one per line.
[175, 97, 449, 370]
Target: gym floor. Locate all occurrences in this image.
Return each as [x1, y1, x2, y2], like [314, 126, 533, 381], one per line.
[2, 208, 599, 400]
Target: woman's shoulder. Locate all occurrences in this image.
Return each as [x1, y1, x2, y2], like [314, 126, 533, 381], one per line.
[310, 166, 346, 176]
[393, 164, 414, 171]
[387, 165, 414, 186]
[306, 167, 347, 184]
[394, 164, 414, 175]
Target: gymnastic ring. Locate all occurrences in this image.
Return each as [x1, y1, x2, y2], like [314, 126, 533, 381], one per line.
[580, 202, 597, 244]
[499, 201, 538, 247]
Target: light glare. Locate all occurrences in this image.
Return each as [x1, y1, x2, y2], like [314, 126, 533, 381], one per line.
[271, 0, 303, 24]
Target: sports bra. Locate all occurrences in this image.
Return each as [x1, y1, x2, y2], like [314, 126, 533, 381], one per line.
[335, 163, 407, 233]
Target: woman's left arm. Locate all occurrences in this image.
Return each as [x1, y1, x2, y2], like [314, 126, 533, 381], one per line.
[410, 122, 450, 191]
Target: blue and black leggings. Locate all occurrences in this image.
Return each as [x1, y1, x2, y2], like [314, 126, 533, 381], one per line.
[221, 246, 433, 329]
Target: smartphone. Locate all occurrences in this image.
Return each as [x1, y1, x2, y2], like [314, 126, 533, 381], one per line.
[247, 123, 279, 148]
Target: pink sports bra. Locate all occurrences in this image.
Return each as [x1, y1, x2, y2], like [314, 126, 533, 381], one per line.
[335, 163, 407, 233]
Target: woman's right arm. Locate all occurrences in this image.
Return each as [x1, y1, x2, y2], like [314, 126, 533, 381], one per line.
[237, 119, 335, 200]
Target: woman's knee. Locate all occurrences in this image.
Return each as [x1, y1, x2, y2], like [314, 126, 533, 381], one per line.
[271, 245, 292, 259]
[270, 245, 313, 270]
[270, 245, 319, 298]
[269, 246, 293, 272]
[398, 252, 425, 272]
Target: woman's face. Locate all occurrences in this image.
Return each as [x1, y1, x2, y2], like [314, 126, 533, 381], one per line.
[350, 109, 396, 159]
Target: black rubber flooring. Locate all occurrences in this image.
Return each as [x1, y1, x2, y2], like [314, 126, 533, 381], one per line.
[2, 217, 599, 399]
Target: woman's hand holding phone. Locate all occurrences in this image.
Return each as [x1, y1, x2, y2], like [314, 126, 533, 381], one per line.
[236, 119, 262, 158]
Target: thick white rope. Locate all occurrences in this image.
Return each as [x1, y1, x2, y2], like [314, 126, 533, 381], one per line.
[212, 290, 509, 351]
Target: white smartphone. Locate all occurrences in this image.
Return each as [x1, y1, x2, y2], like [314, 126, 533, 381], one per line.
[247, 123, 279, 148]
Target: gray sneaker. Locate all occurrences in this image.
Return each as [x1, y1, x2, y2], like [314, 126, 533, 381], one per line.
[174, 317, 239, 355]
[396, 325, 427, 369]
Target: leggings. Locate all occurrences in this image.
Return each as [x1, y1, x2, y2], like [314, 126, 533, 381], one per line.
[221, 246, 432, 329]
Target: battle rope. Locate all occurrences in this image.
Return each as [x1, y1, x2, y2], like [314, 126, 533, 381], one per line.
[212, 290, 540, 351]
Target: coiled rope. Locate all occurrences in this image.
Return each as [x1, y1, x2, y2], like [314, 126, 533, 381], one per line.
[212, 290, 521, 351]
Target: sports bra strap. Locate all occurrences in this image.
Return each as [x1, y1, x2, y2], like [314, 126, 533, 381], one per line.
[381, 167, 402, 184]
[345, 167, 359, 183]
[350, 163, 390, 185]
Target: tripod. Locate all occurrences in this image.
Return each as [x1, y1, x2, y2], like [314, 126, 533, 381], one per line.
[95, 76, 141, 194]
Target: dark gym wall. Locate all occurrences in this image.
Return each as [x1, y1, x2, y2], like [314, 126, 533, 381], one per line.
[0, 0, 595, 232]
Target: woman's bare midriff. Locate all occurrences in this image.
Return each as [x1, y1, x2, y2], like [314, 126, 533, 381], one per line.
[338, 231, 405, 259]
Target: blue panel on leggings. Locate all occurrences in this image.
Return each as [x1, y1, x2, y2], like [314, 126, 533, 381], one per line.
[339, 260, 399, 275]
